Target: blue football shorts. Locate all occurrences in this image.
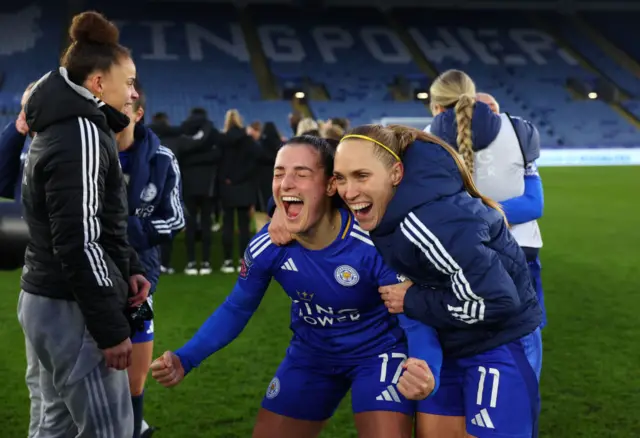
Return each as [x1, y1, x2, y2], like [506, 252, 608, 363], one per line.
[261, 345, 415, 421]
[131, 296, 154, 344]
[417, 336, 539, 438]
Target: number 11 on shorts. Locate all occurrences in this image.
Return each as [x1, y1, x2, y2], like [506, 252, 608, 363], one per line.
[378, 353, 407, 384]
[477, 366, 500, 408]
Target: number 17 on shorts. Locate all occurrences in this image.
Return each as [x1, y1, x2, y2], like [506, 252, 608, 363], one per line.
[350, 350, 415, 416]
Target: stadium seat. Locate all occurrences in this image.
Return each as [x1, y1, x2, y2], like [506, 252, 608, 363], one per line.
[1, 3, 637, 147]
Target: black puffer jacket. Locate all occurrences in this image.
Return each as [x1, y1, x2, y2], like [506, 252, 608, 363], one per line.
[21, 67, 144, 349]
[218, 126, 259, 208]
[177, 114, 221, 197]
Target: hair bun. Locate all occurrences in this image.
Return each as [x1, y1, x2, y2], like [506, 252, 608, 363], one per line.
[69, 11, 119, 45]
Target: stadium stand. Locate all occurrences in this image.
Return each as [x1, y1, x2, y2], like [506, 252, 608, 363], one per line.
[0, 1, 638, 146]
[0, 3, 65, 117]
[86, 0, 295, 133]
[247, 4, 430, 126]
[393, 7, 639, 147]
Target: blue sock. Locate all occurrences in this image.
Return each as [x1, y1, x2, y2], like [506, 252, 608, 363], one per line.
[132, 393, 144, 438]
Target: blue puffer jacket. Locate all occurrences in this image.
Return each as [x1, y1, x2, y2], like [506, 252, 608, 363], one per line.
[370, 139, 542, 359]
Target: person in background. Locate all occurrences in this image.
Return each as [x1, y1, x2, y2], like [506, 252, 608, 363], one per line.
[146, 112, 184, 275]
[328, 117, 350, 133]
[474, 90, 546, 376]
[116, 80, 185, 438]
[253, 121, 282, 231]
[0, 81, 38, 436]
[0, 82, 36, 201]
[476, 92, 500, 114]
[288, 110, 302, 136]
[425, 71, 544, 383]
[179, 108, 220, 276]
[218, 109, 259, 273]
[246, 121, 263, 229]
[320, 122, 345, 147]
[296, 117, 320, 137]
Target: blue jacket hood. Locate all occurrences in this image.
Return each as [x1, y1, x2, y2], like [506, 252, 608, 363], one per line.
[373, 140, 465, 236]
[126, 124, 161, 211]
[133, 123, 161, 162]
[430, 102, 501, 152]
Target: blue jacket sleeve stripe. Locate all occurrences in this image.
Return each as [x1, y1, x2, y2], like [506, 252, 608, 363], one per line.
[156, 147, 186, 230]
[401, 212, 485, 324]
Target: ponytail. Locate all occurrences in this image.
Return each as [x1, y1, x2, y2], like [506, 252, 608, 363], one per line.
[454, 94, 475, 175]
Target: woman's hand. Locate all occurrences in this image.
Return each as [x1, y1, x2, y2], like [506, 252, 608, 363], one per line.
[379, 281, 413, 313]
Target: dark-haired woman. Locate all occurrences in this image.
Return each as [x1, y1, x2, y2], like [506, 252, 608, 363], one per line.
[117, 82, 185, 438]
[151, 136, 442, 438]
[253, 121, 282, 231]
[19, 11, 149, 437]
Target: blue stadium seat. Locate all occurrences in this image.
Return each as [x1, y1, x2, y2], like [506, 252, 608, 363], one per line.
[582, 11, 640, 63]
[540, 12, 640, 99]
[86, 1, 292, 133]
[1, 3, 637, 148]
[0, 3, 64, 99]
[393, 8, 638, 147]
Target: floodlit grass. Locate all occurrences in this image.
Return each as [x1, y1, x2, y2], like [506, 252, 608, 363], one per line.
[0, 166, 638, 437]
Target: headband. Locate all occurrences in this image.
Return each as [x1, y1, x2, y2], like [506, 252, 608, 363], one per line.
[341, 134, 401, 162]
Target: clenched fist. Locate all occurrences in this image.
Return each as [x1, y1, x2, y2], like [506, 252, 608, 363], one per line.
[102, 338, 132, 370]
[150, 351, 185, 388]
[397, 358, 435, 400]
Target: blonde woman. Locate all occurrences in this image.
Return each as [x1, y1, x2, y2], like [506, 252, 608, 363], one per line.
[427, 71, 545, 384]
[332, 125, 542, 438]
[296, 117, 320, 136]
[218, 109, 260, 273]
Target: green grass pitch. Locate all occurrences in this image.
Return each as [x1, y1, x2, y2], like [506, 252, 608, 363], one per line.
[0, 166, 638, 437]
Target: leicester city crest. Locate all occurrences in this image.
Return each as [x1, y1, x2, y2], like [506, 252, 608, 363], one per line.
[334, 265, 360, 287]
[140, 183, 157, 202]
[266, 377, 280, 399]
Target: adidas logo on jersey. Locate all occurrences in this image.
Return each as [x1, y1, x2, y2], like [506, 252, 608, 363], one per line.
[375, 385, 402, 403]
[470, 408, 495, 429]
[281, 258, 298, 272]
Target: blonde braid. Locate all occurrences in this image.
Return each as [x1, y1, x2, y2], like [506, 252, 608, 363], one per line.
[454, 94, 475, 175]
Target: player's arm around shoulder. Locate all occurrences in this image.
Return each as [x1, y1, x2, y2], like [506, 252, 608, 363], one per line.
[397, 203, 522, 327]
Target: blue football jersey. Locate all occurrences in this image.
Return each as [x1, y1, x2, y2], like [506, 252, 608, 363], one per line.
[240, 208, 406, 364]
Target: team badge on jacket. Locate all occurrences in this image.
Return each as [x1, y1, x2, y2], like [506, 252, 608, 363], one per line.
[334, 265, 360, 287]
[140, 183, 157, 202]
